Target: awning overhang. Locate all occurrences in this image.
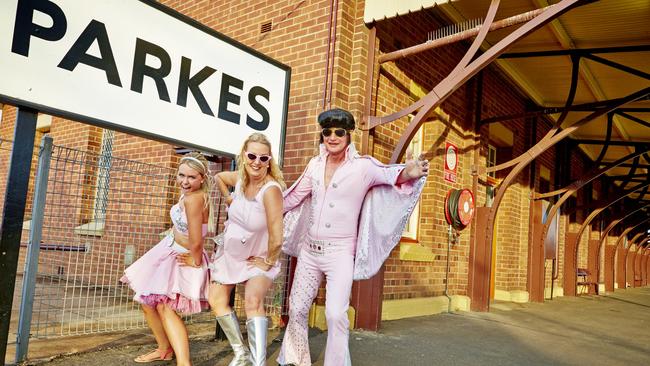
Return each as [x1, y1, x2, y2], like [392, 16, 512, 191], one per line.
[364, 0, 453, 24]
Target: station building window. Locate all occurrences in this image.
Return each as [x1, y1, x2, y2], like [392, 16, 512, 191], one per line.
[402, 124, 423, 241]
[74, 129, 114, 236]
[486, 122, 514, 207]
[399, 121, 433, 262]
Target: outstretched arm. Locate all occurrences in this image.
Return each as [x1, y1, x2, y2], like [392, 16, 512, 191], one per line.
[363, 149, 428, 189]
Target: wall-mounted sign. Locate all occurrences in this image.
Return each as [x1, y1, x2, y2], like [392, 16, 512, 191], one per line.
[444, 141, 458, 183]
[0, 0, 291, 159]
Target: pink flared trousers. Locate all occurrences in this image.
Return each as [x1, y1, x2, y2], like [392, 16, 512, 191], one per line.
[277, 247, 354, 366]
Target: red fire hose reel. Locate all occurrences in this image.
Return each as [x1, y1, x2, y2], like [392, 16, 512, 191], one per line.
[444, 188, 475, 231]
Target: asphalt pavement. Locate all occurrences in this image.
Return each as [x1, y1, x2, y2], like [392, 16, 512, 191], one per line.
[9, 287, 650, 366]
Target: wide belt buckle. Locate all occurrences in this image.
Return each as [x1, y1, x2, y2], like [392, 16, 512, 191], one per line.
[307, 239, 327, 256]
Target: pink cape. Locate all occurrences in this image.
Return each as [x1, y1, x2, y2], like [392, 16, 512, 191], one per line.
[282, 157, 426, 280]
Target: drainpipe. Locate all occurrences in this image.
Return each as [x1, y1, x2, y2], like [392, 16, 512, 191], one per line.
[322, 0, 338, 110]
[445, 225, 455, 313]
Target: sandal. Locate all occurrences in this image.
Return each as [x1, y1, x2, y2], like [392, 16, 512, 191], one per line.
[134, 347, 174, 363]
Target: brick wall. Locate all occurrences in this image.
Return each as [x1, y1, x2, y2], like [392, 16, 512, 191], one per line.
[161, 0, 339, 182]
[369, 6, 544, 298]
[0, 0, 613, 310]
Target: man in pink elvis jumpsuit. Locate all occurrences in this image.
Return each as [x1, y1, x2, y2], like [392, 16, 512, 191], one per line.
[277, 108, 429, 366]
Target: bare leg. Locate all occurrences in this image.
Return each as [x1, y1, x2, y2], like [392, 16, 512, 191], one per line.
[244, 276, 273, 318]
[142, 304, 171, 349]
[208, 283, 235, 316]
[134, 304, 173, 362]
[157, 303, 192, 366]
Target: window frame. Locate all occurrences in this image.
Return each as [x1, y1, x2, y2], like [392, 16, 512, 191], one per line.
[401, 122, 423, 241]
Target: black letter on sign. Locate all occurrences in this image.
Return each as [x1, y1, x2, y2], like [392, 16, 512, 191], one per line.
[218, 73, 243, 124]
[58, 20, 122, 87]
[246, 86, 270, 131]
[12, 0, 67, 57]
[177, 57, 216, 116]
[131, 38, 172, 102]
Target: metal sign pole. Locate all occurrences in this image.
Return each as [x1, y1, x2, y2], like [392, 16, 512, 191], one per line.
[0, 107, 38, 364]
[215, 159, 237, 341]
[15, 136, 53, 363]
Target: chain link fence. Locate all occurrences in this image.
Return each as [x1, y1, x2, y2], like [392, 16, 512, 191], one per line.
[2, 135, 289, 347]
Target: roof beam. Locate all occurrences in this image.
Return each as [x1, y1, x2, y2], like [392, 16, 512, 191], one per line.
[501, 44, 650, 58]
[600, 163, 650, 168]
[439, 3, 546, 104]
[617, 111, 650, 129]
[574, 139, 650, 146]
[531, 0, 632, 144]
[480, 95, 648, 125]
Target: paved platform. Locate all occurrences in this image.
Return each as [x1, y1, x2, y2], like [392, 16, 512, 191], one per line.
[8, 287, 650, 366]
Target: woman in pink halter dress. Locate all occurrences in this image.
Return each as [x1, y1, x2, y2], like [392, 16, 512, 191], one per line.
[207, 132, 285, 366]
[121, 153, 214, 365]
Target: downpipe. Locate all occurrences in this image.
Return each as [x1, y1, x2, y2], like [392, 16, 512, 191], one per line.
[444, 225, 456, 313]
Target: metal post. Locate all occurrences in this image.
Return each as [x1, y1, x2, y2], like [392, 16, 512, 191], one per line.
[15, 136, 53, 363]
[444, 225, 454, 313]
[215, 159, 237, 341]
[0, 107, 38, 364]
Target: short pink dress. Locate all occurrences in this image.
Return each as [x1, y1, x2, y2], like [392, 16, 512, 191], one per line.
[120, 195, 210, 314]
[210, 180, 282, 284]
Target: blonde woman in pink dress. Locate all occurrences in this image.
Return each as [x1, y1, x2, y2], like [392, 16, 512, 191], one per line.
[209, 132, 285, 366]
[121, 153, 214, 365]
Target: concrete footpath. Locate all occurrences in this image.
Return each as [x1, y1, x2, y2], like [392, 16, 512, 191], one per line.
[8, 287, 650, 366]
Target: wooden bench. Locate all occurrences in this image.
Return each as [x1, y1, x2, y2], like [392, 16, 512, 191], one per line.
[577, 268, 599, 295]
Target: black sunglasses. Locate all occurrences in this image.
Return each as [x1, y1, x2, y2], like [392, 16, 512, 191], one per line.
[245, 151, 271, 163]
[322, 128, 349, 138]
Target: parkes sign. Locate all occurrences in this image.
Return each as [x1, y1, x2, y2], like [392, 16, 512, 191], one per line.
[0, 0, 291, 159]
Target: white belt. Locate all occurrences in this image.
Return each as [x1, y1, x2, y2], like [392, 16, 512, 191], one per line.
[305, 238, 348, 256]
[168, 235, 190, 254]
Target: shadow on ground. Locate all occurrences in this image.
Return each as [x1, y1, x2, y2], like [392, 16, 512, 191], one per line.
[9, 287, 650, 366]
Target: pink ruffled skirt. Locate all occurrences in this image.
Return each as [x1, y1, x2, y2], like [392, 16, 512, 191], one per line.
[120, 235, 210, 314]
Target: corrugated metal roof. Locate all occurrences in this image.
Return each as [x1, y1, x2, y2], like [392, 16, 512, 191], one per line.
[364, 0, 453, 23]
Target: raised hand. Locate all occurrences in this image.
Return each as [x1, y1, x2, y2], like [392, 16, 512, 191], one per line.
[403, 149, 429, 180]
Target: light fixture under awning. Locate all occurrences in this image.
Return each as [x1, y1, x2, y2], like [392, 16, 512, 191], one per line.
[364, 0, 453, 23]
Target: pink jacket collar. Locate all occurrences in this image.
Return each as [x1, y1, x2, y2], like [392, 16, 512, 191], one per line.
[318, 143, 359, 162]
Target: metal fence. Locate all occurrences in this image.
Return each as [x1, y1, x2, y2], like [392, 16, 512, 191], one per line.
[2, 134, 289, 355]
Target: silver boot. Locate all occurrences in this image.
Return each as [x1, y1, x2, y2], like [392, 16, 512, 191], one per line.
[246, 316, 268, 366]
[216, 312, 252, 366]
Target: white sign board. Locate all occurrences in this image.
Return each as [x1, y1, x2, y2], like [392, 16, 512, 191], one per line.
[0, 0, 291, 159]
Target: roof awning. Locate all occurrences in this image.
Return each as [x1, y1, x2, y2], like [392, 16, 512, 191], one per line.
[364, 0, 453, 23]
[436, 0, 650, 177]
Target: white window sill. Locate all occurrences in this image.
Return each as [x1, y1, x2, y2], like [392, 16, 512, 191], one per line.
[74, 221, 105, 237]
[399, 242, 435, 262]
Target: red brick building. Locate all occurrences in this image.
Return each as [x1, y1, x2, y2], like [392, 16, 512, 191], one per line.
[2, 0, 648, 333]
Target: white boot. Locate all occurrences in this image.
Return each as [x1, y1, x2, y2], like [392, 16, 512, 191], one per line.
[216, 312, 252, 366]
[246, 317, 268, 366]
